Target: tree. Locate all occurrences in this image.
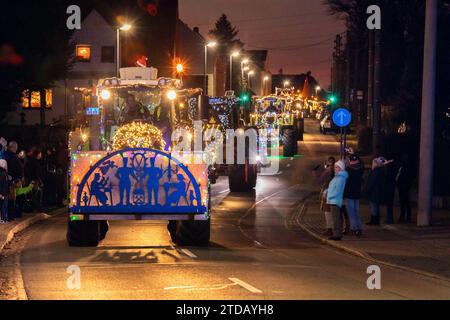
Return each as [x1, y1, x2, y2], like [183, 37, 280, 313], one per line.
[0, 0, 76, 125]
[209, 14, 243, 54]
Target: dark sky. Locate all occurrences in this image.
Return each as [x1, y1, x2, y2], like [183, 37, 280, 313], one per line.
[179, 0, 346, 88]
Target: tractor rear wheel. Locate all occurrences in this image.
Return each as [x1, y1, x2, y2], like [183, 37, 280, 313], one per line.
[67, 220, 100, 247]
[228, 163, 257, 192]
[169, 220, 210, 247]
[283, 128, 298, 157]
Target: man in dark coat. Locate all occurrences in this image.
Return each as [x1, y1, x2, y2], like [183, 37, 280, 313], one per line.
[344, 155, 364, 236]
[365, 158, 384, 226]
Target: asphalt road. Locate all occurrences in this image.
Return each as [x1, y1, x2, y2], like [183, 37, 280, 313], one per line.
[2, 119, 450, 300]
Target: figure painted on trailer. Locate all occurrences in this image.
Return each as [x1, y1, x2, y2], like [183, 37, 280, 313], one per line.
[166, 174, 188, 206]
[145, 157, 163, 205]
[116, 158, 134, 205]
[90, 173, 109, 205]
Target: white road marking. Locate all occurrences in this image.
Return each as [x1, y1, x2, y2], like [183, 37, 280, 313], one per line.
[180, 248, 197, 259]
[164, 285, 195, 290]
[219, 189, 230, 194]
[229, 278, 262, 293]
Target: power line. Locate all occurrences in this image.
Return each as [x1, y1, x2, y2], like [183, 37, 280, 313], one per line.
[246, 36, 335, 51]
[194, 11, 326, 27]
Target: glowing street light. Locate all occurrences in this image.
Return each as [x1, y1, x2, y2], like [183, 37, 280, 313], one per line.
[100, 89, 111, 100]
[229, 51, 241, 90]
[284, 80, 290, 88]
[248, 70, 255, 88]
[176, 63, 184, 73]
[117, 23, 132, 77]
[204, 41, 218, 93]
[315, 86, 321, 96]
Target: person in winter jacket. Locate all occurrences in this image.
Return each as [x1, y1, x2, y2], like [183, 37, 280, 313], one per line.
[344, 154, 364, 236]
[365, 158, 385, 226]
[326, 160, 349, 241]
[314, 157, 336, 236]
[0, 159, 10, 223]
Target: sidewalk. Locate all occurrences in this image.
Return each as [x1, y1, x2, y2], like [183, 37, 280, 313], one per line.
[0, 207, 65, 254]
[297, 196, 450, 281]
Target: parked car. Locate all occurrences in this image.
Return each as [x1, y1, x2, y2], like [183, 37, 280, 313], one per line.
[320, 115, 333, 134]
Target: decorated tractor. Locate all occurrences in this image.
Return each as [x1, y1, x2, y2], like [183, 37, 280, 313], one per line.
[67, 68, 262, 247]
[251, 94, 304, 157]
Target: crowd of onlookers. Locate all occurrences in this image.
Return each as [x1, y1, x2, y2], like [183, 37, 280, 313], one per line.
[314, 148, 414, 241]
[0, 137, 68, 223]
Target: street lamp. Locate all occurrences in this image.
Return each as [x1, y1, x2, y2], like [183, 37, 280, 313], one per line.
[116, 23, 132, 77]
[204, 41, 217, 94]
[230, 51, 240, 90]
[241, 58, 249, 84]
[248, 70, 255, 88]
[315, 86, 321, 97]
[284, 80, 290, 88]
[176, 63, 184, 74]
[264, 76, 270, 95]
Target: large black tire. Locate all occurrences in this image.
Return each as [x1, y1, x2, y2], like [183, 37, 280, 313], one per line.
[169, 220, 210, 247]
[228, 163, 257, 192]
[283, 128, 298, 157]
[99, 221, 109, 241]
[67, 220, 100, 247]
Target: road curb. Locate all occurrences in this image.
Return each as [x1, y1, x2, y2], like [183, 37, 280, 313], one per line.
[0, 213, 51, 254]
[296, 202, 450, 283]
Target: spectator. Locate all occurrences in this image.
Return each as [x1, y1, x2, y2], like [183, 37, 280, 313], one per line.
[396, 154, 413, 223]
[0, 137, 7, 160]
[313, 157, 335, 236]
[0, 159, 9, 223]
[344, 154, 364, 236]
[381, 157, 397, 224]
[5, 141, 24, 219]
[24, 148, 43, 212]
[365, 158, 385, 226]
[326, 160, 349, 241]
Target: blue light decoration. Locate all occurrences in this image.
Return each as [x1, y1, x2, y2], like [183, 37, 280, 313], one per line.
[86, 107, 100, 115]
[70, 148, 208, 215]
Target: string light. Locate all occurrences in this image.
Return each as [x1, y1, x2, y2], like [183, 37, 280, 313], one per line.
[112, 122, 166, 150]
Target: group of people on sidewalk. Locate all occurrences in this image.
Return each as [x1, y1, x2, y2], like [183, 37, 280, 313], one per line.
[314, 149, 413, 241]
[0, 137, 67, 223]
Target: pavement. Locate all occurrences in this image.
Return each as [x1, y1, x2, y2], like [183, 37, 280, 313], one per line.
[0, 212, 52, 254]
[297, 197, 450, 281]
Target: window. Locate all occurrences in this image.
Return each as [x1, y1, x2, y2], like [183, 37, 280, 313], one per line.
[76, 45, 91, 62]
[22, 89, 52, 109]
[101, 46, 115, 63]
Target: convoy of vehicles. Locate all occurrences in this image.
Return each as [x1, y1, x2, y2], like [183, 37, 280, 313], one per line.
[67, 68, 260, 248]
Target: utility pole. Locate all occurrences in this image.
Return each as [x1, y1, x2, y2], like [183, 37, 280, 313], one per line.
[367, 31, 374, 128]
[345, 31, 351, 107]
[418, 0, 438, 227]
[372, 29, 382, 155]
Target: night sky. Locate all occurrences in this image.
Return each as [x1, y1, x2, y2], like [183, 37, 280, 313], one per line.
[179, 0, 346, 88]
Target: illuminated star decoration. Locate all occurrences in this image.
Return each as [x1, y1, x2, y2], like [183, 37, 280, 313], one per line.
[113, 122, 166, 151]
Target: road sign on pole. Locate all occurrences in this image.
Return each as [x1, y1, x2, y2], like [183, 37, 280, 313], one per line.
[332, 108, 352, 128]
[332, 108, 352, 159]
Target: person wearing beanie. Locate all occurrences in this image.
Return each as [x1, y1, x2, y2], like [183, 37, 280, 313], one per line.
[0, 159, 10, 223]
[326, 160, 349, 241]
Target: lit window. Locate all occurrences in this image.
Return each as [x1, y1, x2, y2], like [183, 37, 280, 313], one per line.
[22, 89, 52, 109]
[76, 45, 91, 62]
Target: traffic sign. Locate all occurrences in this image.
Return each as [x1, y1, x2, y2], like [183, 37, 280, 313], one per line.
[332, 108, 352, 127]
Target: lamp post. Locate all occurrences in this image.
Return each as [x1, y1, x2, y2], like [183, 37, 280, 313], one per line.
[230, 51, 240, 91]
[264, 76, 270, 95]
[241, 58, 249, 86]
[204, 41, 217, 94]
[315, 86, 321, 97]
[116, 24, 132, 78]
[248, 70, 255, 89]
